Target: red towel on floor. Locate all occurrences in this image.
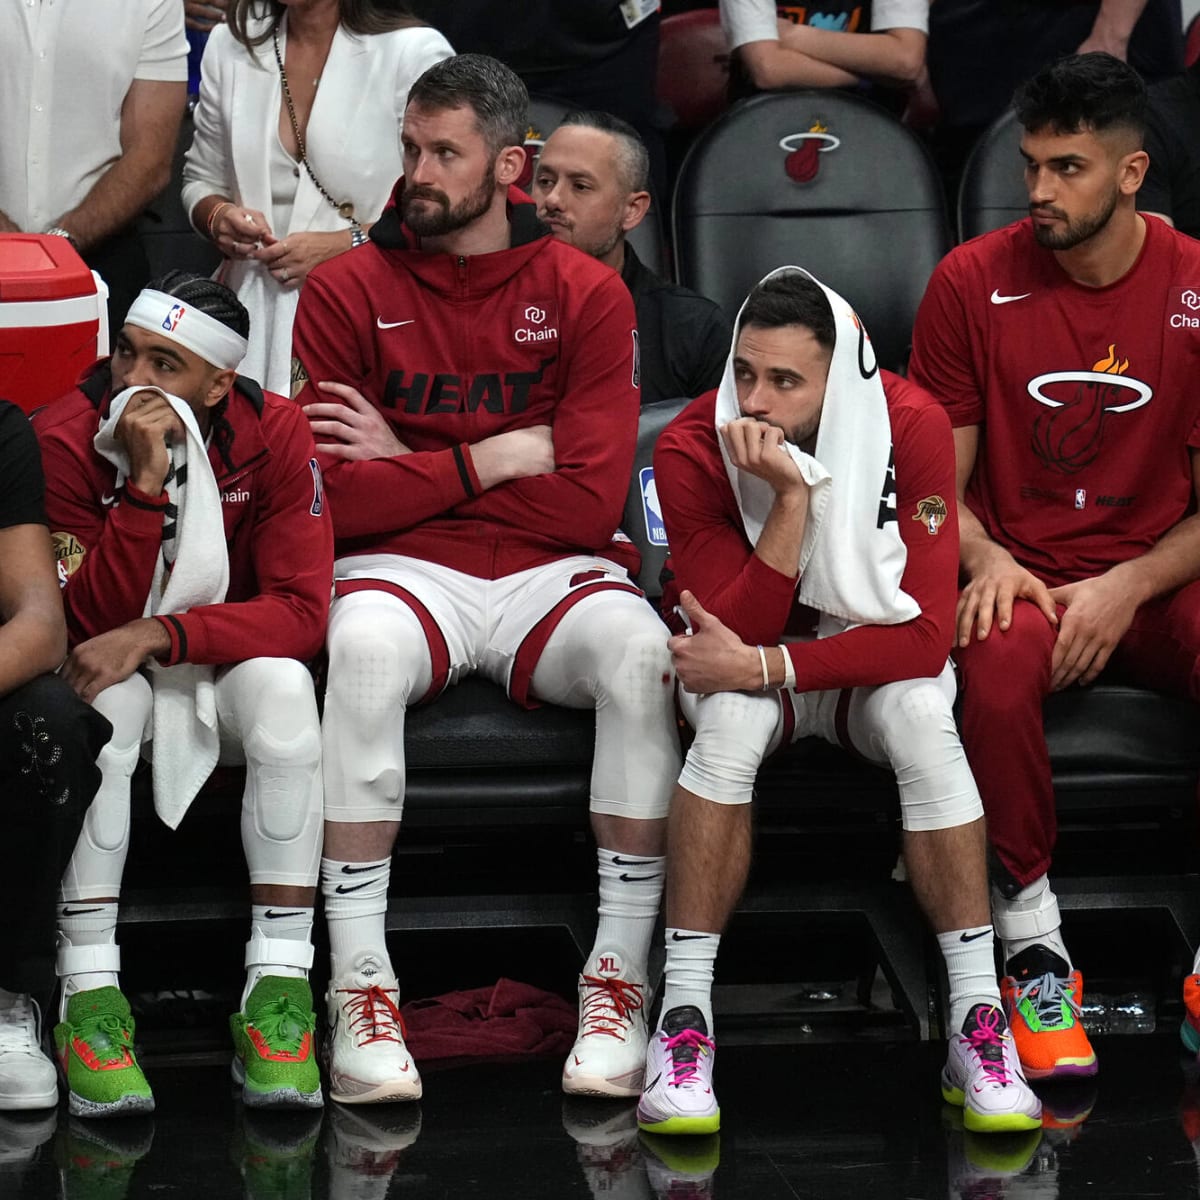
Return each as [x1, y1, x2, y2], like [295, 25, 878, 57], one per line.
[400, 978, 577, 1063]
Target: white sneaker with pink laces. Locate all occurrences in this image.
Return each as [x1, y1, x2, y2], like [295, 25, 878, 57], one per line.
[561, 950, 647, 1098]
[941, 1002, 1042, 1133]
[636, 1005, 719, 1135]
[325, 954, 421, 1104]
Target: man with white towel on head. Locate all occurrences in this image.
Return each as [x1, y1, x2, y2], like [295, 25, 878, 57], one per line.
[641, 268, 1040, 1137]
[33, 271, 333, 1119]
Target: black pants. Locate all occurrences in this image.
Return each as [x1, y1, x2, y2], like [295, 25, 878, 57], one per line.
[0, 674, 111, 1002]
[85, 226, 152, 352]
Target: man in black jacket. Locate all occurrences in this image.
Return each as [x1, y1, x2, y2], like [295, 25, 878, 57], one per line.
[533, 111, 731, 407]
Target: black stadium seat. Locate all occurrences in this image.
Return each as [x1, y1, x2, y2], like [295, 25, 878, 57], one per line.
[672, 90, 950, 373]
[957, 107, 1027, 242]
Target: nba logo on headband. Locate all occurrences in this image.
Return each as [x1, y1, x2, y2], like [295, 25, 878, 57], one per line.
[163, 304, 186, 333]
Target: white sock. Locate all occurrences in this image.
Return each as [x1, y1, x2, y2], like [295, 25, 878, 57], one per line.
[242, 904, 314, 1008]
[57, 900, 120, 1018]
[587, 849, 665, 981]
[321, 857, 392, 978]
[937, 926, 1001, 1031]
[992, 876, 1071, 969]
[659, 929, 719, 1034]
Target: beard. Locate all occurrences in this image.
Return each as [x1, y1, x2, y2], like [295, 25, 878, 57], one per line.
[401, 164, 496, 238]
[1030, 188, 1119, 250]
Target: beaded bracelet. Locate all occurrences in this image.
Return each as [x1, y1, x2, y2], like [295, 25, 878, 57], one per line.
[206, 200, 234, 241]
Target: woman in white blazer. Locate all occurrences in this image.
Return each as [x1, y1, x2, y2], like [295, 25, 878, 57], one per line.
[182, 0, 452, 396]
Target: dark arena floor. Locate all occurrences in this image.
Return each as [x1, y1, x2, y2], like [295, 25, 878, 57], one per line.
[7, 1021, 1200, 1199]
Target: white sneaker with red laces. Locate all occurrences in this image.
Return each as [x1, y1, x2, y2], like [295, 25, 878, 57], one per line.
[325, 954, 421, 1104]
[561, 950, 647, 1098]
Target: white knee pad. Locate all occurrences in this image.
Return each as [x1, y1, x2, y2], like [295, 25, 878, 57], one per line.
[992, 877, 1062, 942]
[60, 675, 151, 902]
[864, 677, 984, 832]
[323, 595, 431, 821]
[678, 689, 781, 806]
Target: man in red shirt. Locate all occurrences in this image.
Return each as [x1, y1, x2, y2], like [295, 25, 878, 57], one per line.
[292, 54, 679, 1106]
[36, 271, 333, 1118]
[644, 268, 1040, 1136]
[910, 53, 1200, 1082]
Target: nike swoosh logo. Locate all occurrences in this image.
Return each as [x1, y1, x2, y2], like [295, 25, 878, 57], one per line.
[376, 317, 415, 329]
[619, 873, 657, 882]
[611, 856, 657, 867]
[264, 909, 305, 919]
[340, 863, 380, 875]
[959, 929, 992, 942]
[645, 1072, 662, 1093]
[671, 932, 709, 941]
[574, 1055, 583, 1066]
[100, 493, 117, 507]
[989, 289, 1031, 305]
[335, 881, 371, 894]
[61, 907, 104, 917]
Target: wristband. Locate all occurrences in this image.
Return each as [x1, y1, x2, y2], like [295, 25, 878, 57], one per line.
[206, 200, 234, 241]
[757, 644, 770, 690]
[781, 646, 796, 690]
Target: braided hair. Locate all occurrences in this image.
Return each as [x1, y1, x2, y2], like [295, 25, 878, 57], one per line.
[147, 270, 251, 340]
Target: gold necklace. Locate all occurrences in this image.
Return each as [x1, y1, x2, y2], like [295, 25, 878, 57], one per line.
[272, 27, 354, 221]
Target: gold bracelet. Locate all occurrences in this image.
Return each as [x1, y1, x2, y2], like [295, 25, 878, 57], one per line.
[206, 200, 233, 241]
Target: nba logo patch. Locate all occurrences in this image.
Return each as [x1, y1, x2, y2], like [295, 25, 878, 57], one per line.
[640, 467, 667, 547]
[1075, 488, 1086, 509]
[163, 304, 185, 332]
[308, 457, 324, 516]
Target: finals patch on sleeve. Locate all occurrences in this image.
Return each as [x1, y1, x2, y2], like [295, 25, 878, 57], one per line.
[51, 531, 86, 586]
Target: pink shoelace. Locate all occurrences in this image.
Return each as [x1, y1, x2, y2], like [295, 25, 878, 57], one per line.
[579, 976, 645, 1040]
[336, 984, 407, 1048]
[662, 1027, 715, 1087]
[966, 1005, 1012, 1087]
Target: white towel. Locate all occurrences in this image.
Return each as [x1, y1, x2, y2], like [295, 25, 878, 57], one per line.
[715, 267, 918, 638]
[94, 386, 230, 828]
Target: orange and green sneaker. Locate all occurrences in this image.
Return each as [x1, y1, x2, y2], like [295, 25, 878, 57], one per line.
[1180, 974, 1200, 1055]
[230, 977, 323, 1110]
[1000, 945, 1097, 1082]
[53, 987, 154, 1118]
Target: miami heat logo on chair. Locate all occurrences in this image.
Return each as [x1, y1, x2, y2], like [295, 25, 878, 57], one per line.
[779, 121, 840, 183]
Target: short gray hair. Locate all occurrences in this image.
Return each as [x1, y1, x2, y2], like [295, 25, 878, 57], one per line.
[406, 54, 528, 156]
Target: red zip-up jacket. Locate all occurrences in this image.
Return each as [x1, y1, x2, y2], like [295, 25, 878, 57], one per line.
[34, 362, 333, 665]
[291, 184, 641, 579]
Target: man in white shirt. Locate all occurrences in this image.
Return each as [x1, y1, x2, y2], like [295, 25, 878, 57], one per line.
[719, 0, 930, 91]
[0, 0, 188, 335]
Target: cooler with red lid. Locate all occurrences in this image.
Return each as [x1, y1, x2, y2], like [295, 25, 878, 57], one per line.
[0, 233, 109, 414]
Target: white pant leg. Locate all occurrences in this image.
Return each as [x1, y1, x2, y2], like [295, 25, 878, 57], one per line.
[842, 663, 984, 832]
[676, 687, 785, 806]
[215, 657, 323, 889]
[528, 592, 680, 821]
[60, 673, 153, 902]
[322, 590, 434, 824]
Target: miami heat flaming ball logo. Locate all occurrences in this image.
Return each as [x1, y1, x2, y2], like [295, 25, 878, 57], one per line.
[518, 123, 546, 192]
[779, 120, 840, 183]
[1028, 344, 1153, 474]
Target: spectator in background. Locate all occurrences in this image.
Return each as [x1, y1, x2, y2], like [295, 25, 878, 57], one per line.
[1139, 57, 1200, 237]
[534, 112, 731, 407]
[0, 403, 111, 1114]
[0, 0, 188, 339]
[182, 0, 452, 397]
[719, 0, 930, 97]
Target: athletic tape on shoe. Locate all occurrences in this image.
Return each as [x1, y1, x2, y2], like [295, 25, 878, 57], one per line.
[244, 936, 314, 972]
[992, 888, 1062, 941]
[55, 943, 121, 977]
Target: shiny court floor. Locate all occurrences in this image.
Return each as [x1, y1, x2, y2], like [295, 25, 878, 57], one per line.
[5, 1032, 1200, 1200]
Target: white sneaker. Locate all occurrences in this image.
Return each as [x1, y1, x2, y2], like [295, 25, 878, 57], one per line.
[636, 1006, 719, 1135]
[325, 955, 421, 1104]
[941, 1002, 1043, 1133]
[327, 1104, 422, 1200]
[561, 951, 647, 1098]
[0, 992, 57, 1111]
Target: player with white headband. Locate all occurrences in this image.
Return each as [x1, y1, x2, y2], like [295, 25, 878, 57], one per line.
[33, 271, 334, 1118]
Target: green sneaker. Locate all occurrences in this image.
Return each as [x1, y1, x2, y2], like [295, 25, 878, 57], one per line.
[53, 988, 154, 1119]
[230, 977, 323, 1110]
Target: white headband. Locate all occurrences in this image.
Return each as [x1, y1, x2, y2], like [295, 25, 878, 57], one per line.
[124, 288, 249, 371]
